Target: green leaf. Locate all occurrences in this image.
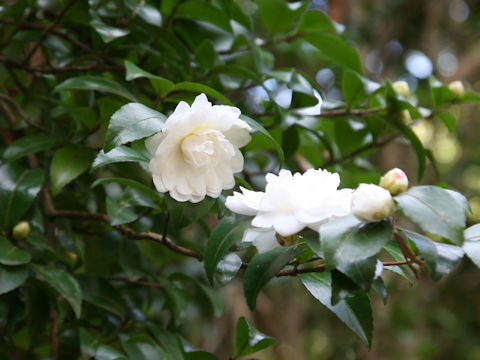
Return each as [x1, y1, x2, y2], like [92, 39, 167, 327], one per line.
[95, 345, 128, 360]
[463, 224, 480, 269]
[124, 0, 162, 26]
[215, 253, 243, 285]
[76, 274, 126, 320]
[106, 197, 139, 226]
[50, 145, 95, 196]
[0, 163, 45, 229]
[436, 111, 456, 132]
[91, 146, 149, 171]
[166, 195, 215, 230]
[244, 246, 304, 311]
[337, 256, 377, 291]
[235, 316, 276, 357]
[54, 76, 136, 101]
[459, 92, 480, 103]
[401, 229, 464, 281]
[429, 77, 455, 108]
[395, 186, 466, 245]
[176, 1, 232, 32]
[342, 70, 380, 106]
[396, 122, 425, 180]
[0, 264, 29, 295]
[147, 324, 184, 360]
[199, 283, 225, 317]
[3, 134, 58, 162]
[297, 10, 337, 33]
[303, 33, 363, 73]
[0, 236, 31, 265]
[120, 334, 167, 360]
[91, 178, 163, 203]
[194, 39, 216, 69]
[300, 272, 373, 348]
[90, 19, 130, 43]
[125, 61, 174, 95]
[79, 328, 99, 358]
[204, 217, 250, 285]
[241, 115, 284, 168]
[320, 215, 392, 269]
[258, 0, 307, 34]
[31, 264, 82, 318]
[104, 103, 166, 152]
[173, 82, 233, 105]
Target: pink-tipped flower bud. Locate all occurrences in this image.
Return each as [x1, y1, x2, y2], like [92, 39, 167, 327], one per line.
[380, 168, 409, 195]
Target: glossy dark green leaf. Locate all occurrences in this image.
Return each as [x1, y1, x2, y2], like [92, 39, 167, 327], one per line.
[241, 115, 284, 168]
[401, 229, 438, 279]
[437, 111, 456, 132]
[0, 236, 31, 265]
[244, 246, 304, 311]
[258, 0, 307, 34]
[176, 1, 232, 32]
[104, 103, 166, 152]
[0, 264, 29, 295]
[147, 324, 184, 360]
[235, 316, 276, 357]
[166, 195, 215, 230]
[342, 70, 380, 106]
[464, 224, 480, 269]
[95, 345, 128, 360]
[3, 134, 58, 162]
[395, 186, 466, 245]
[0, 163, 44, 229]
[76, 274, 125, 320]
[91, 177, 163, 203]
[32, 264, 82, 318]
[199, 283, 225, 317]
[204, 217, 250, 284]
[91, 146, 149, 171]
[215, 253, 243, 285]
[125, 0, 162, 26]
[300, 272, 373, 348]
[79, 328, 98, 358]
[173, 82, 232, 105]
[50, 145, 95, 196]
[320, 215, 392, 269]
[120, 334, 167, 360]
[106, 197, 139, 226]
[429, 77, 455, 108]
[303, 33, 362, 73]
[195, 40, 216, 69]
[125, 61, 174, 95]
[337, 256, 377, 291]
[331, 270, 359, 305]
[90, 19, 130, 43]
[54, 76, 136, 101]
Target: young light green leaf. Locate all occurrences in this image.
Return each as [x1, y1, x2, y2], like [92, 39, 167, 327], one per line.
[320, 215, 392, 269]
[32, 264, 82, 318]
[395, 186, 466, 245]
[300, 272, 373, 348]
[463, 224, 480, 269]
[51, 145, 95, 196]
[436, 111, 456, 132]
[235, 316, 276, 357]
[54, 76, 136, 101]
[104, 103, 166, 152]
[0, 163, 44, 229]
[244, 246, 304, 311]
[3, 134, 58, 162]
[0, 236, 31, 265]
[0, 264, 29, 295]
[91, 146, 149, 171]
[204, 217, 250, 285]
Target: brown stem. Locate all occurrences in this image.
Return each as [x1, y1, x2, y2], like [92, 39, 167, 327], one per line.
[118, 0, 146, 27]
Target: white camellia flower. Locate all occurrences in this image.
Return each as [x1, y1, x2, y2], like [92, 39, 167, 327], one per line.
[351, 183, 395, 222]
[226, 169, 353, 252]
[146, 94, 251, 203]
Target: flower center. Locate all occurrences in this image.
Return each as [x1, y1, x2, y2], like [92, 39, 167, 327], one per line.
[181, 129, 235, 168]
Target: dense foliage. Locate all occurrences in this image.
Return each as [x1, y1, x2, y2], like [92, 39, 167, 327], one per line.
[1, 0, 480, 359]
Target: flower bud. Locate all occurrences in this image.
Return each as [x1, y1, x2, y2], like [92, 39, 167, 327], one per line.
[448, 81, 465, 97]
[12, 221, 30, 241]
[393, 80, 410, 98]
[400, 109, 411, 125]
[380, 168, 409, 195]
[351, 184, 395, 222]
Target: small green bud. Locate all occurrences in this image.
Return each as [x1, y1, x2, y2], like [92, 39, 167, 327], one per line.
[12, 221, 30, 241]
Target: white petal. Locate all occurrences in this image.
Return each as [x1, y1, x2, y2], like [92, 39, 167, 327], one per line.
[225, 187, 264, 216]
[243, 227, 278, 253]
[252, 212, 304, 236]
[145, 132, 165, 154]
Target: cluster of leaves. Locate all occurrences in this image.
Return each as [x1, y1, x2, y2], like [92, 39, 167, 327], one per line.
[1, 0, 480, 358]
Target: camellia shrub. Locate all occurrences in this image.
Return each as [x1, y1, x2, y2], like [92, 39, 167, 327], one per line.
[1, 0, 480, 358]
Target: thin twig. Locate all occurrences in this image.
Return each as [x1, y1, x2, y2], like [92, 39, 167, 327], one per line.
[22, 0, 77, 65]
[118, 0, 146, 27]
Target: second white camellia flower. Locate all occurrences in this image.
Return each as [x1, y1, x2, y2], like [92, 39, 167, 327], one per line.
[146, 94, 251, 203]
[225, 169, 353, 252]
